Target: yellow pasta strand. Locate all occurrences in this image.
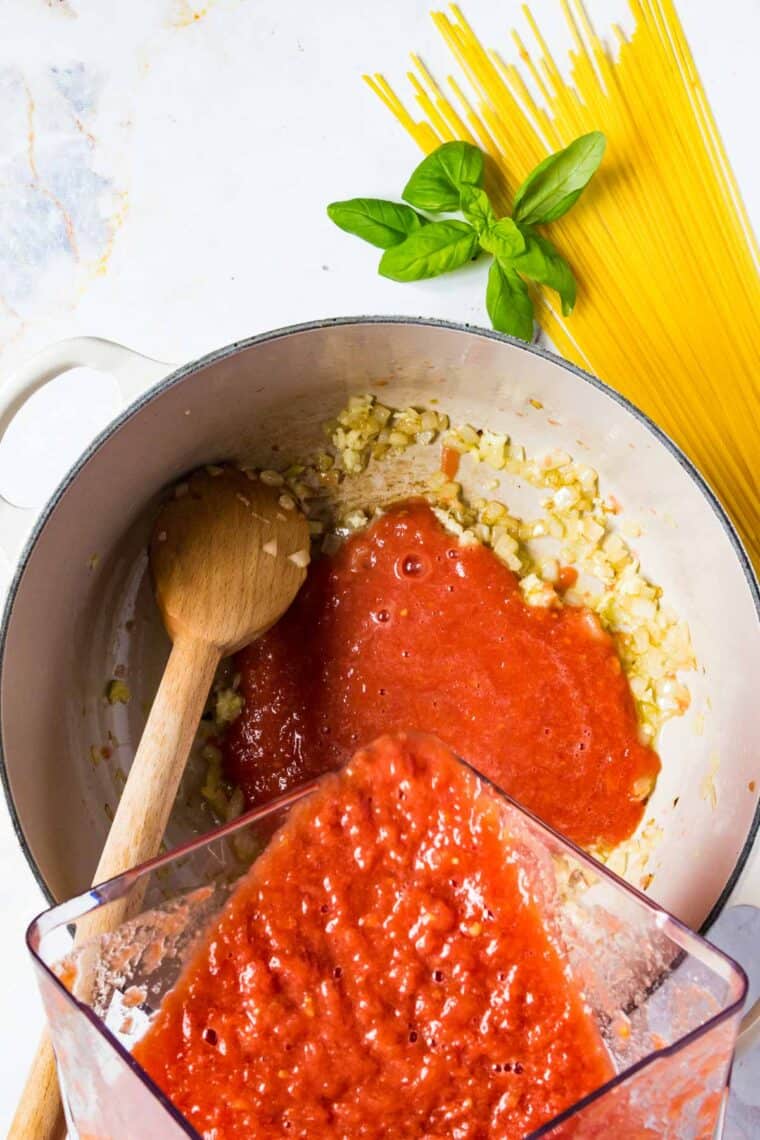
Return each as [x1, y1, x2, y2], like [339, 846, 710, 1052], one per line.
[368, 1, 760, 569]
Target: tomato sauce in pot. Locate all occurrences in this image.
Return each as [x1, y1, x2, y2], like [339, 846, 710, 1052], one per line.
[224, 501, 658, 849]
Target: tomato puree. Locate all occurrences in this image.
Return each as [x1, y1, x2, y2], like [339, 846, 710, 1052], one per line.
[224, 501, 658, 849]
[134, 733, 613, 1138]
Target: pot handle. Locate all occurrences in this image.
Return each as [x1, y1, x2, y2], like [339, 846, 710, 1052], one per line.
[0, 337, 173, 576]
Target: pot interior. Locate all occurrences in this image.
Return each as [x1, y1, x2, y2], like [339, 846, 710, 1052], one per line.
[2, 320, 758, 929]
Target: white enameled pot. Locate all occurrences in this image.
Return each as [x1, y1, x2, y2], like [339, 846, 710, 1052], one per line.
[0, 319, 758, 949]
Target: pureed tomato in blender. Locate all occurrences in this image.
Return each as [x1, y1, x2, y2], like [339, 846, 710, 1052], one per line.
[134, 733, 614, 1138]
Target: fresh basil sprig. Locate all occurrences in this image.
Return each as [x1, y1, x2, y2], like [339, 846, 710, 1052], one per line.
[512, 132, 605, 226]
[481, 217, 525, 260]
[511, 227, 577, 316]
[326, 199, 427, 249]
[487, 261, 534, 343]
[402, 140, 484, 212]
[379, 220, 480, 282]
[459, 185, 496, 234]
[327, 131, 605, 341]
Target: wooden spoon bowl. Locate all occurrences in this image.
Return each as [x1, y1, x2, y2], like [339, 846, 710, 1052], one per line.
[152, 466, 309, 649]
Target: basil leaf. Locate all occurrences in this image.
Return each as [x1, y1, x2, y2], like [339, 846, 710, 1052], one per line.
[512, 228, 576, 315]
[460, 185, 495, 234]
[402, 141, 484, 212]
[486, 260, 534, 342]
[480, 216, 525, 259]
[326, 198, 426, 249]
[513, 131, 606, 225]
[379, 220, 480, 281]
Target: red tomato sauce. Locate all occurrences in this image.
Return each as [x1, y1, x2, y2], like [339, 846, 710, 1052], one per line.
[224, 501, 658, 849]
[134, 733, 613, 1138]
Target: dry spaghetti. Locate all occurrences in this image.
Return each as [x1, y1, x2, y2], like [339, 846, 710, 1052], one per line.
[365, 1, 760, 569]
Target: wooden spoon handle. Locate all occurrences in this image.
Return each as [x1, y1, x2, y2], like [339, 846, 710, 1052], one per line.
[9, 634, 221, 1140]
[8, 1034, 66, 1140]
[93, 634, 220, 882]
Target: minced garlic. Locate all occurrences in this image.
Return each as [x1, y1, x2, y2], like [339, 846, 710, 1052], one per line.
[214, 688, 244, 726]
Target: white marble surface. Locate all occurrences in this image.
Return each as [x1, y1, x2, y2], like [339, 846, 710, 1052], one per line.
[0, 0, 758, 1133]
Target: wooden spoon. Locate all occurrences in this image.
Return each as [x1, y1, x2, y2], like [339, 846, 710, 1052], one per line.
[10, 465, 310, 1140]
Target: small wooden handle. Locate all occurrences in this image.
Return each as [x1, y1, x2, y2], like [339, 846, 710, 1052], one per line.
[10, 634, 221, 1140]
[8, 1033, 67, 1140]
